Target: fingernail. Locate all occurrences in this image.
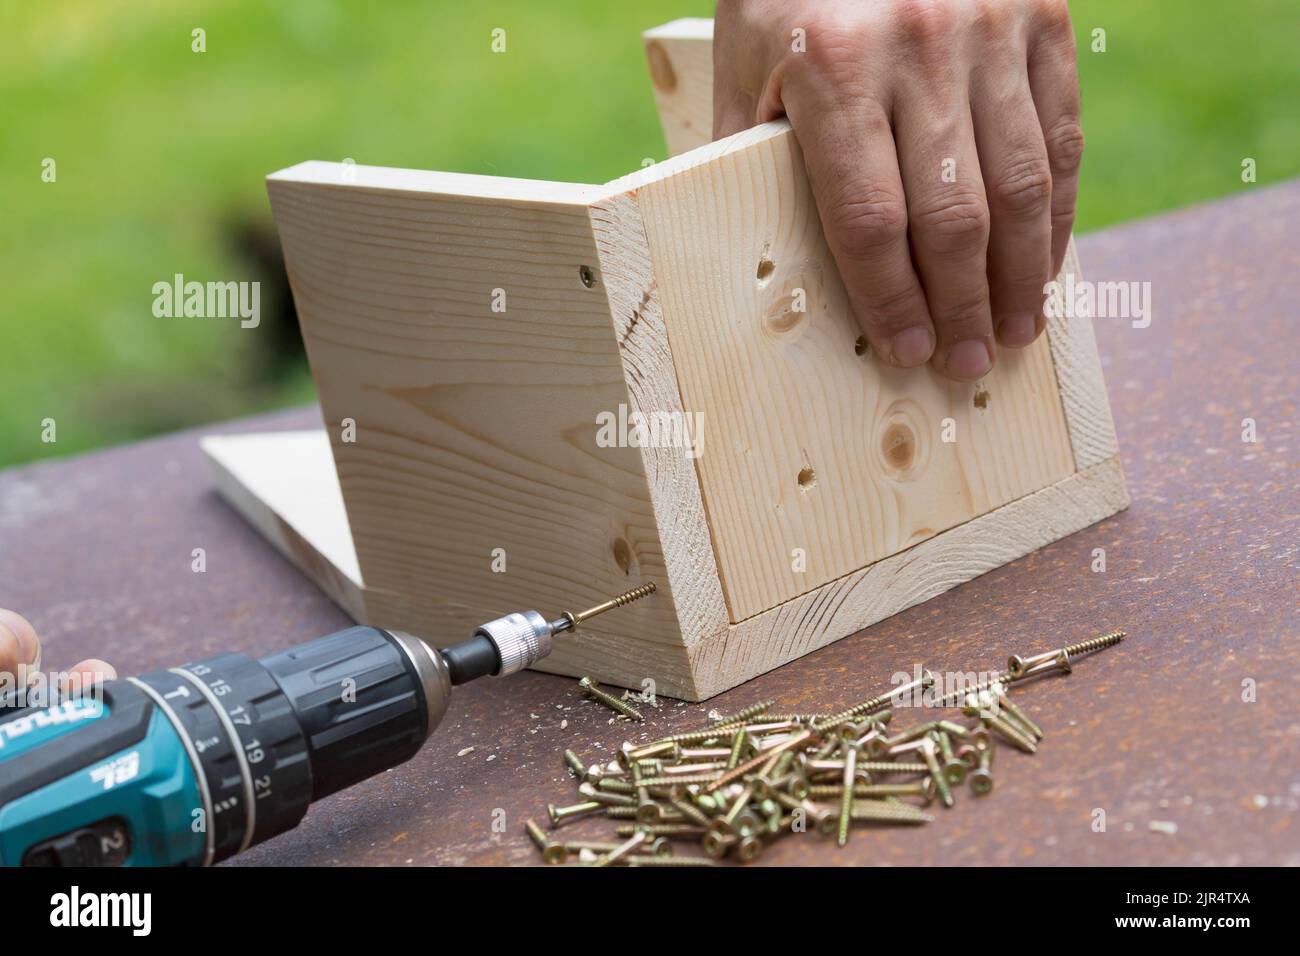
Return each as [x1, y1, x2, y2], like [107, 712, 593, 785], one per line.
[945, 339, 992, 380]
[997, 312, 1039, 348]
[889, 327, 935, 367]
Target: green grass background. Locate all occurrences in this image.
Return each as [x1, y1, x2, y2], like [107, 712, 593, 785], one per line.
[2, 1, 1297, 467]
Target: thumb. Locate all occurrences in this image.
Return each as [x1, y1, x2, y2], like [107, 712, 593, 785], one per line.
[0, 608, 41, 679]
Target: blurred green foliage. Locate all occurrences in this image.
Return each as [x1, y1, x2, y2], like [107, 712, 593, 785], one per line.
[2, 0, 1297, 467]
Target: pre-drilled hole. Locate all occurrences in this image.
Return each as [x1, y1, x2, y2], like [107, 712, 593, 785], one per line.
[579, 265, 596, 288]
[797, 466, 817, 491]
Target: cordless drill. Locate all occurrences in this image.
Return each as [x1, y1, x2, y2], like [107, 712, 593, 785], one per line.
[0, 583, 655, 866]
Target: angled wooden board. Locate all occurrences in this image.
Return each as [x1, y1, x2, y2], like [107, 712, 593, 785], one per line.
[625, 121, 1075, 622]
[203, 18, 1126, 701]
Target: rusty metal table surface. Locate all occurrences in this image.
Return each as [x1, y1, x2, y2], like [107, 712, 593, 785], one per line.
[2, 182, 1297, 867]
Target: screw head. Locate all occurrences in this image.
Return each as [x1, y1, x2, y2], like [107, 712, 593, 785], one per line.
[969, 768, 993, 796]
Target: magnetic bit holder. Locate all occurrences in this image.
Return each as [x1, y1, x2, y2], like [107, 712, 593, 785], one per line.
[440, 583, 657, 685]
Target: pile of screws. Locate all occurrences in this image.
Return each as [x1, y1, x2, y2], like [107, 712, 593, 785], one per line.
[526, 630, 1124, 865]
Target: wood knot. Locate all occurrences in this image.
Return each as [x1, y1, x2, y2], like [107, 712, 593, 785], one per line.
[645, 41, 677, 93]
[876, 399, 930, 481]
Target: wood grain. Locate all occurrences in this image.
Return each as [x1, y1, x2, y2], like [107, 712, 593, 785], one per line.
[201, 22, 1126, 699]
[629, 122, 1076, 621]
[692, 455, 1129, 697]
[1047, 239, 1123, 469]
[265, 164, 677, 688]
[642, 18, 716, 158]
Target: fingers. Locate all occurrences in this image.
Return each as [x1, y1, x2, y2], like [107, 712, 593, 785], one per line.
[1028, 1, 1084, 278]
[65, 659, 117, 696]
[786, 91, 937, 368]
[972, 72, 1053, 348]
[0, 608, 41, 677]
[0, 608, 115, 700]
[894, 89, 995, 381]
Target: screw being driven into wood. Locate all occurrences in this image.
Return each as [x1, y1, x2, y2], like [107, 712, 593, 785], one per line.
[552, 582, 657, 635]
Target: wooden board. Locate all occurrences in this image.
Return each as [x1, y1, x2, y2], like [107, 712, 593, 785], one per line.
[625, 122, 1075, 621]
[202, 430, 367, 622]
[643, 18, 717, 157]
[203, 18, 1126, 700]
[261, 162, 689, 689]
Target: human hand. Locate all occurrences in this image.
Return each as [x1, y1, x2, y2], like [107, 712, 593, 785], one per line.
[0, 608, 116, 694]
[714, 0, 1082, 381]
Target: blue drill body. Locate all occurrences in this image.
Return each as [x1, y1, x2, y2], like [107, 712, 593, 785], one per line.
[0, 627, 448, 867]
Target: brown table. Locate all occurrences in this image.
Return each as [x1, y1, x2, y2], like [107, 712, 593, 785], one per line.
[2, 182, 1297, 866]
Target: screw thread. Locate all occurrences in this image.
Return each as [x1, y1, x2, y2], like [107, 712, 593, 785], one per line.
[645, 718, 753, 746]
[612, 581, 656, 606]
[626, 855, 718, 867]
[848, 800, 934, 823]
[1064, 629, 1125, 658]
[837, 783, 853, 846]
[617, 823, 707, 837]
[812, 695, 890, 733]
[710, 699, 775, 726]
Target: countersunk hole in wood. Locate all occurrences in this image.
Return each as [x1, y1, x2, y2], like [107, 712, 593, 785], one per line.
[797, 466, 817, 491]
[579, 265, 597, 288]
[973, 388, 990, 409]
[855, 336, 869, 356]
[612, 537, 634, 575]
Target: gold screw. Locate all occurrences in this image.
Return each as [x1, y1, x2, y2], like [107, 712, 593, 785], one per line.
[616, 822, 707, 839]
[1064, 628, 1125, 658]
[813, 675, 930, 734]
[709, 699, 775, 726]
[577, 782, 636, 807]
[590, 829, 646, 867]
[936, 731, 966, 785]
[848, 799, 934, 824]
[563, 837, 671, 858]
[563, 749, 586, 777]
[627, 855, 718, 867]
[1007, 628, 1120, 680]
[726, 727, 750, 770]
[964, 692, 1038, 753]
[809, 780, 936, 805]
[969, 746, 994, 796]
[920, 735, 955, 808]
[991, 685, 1044, 740]
[525, 819, 566, 863]
[547, 800, 604, 827]
[578, 676, 645, 721]
[559, 582, 657, 632]
[836, 742, 860, 847]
